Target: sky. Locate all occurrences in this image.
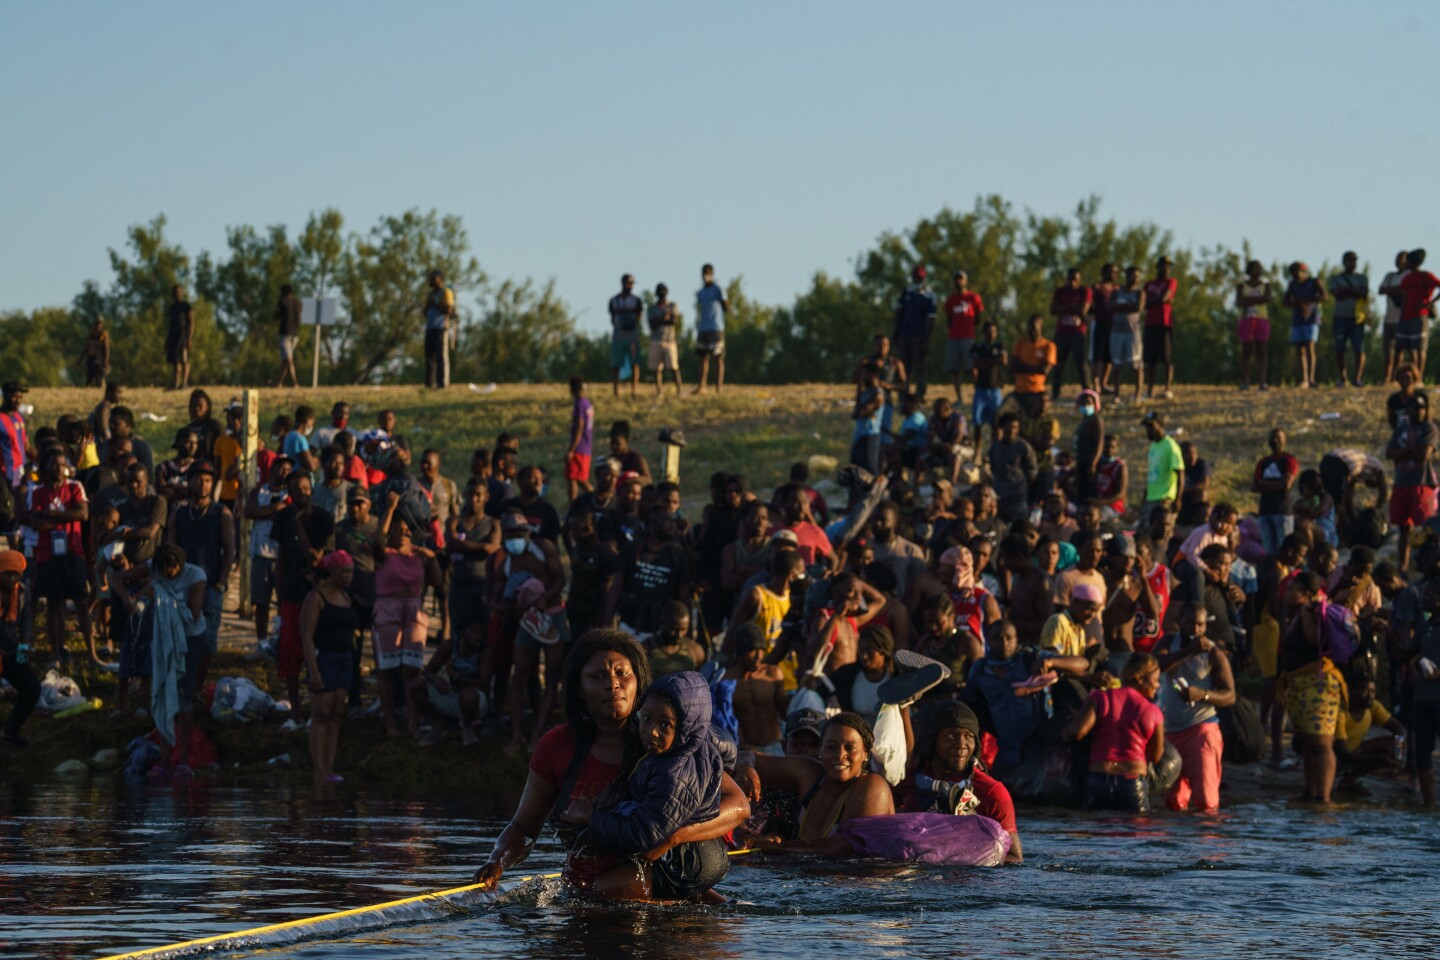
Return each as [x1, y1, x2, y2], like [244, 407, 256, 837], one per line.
[2, 0, 1436, 333]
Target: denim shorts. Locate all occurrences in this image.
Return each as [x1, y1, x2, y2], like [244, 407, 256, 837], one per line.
[1333, 317, 1366, 352]
[1085, 772, 1150, 812]
[310, 651, 353, 693]
[1290, 321, 1320, 345]
[972, 388, 1003, 428]
[649, 837, 729, 900]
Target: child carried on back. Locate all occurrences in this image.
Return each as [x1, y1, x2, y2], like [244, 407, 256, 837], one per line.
[560, 671, 730, 901]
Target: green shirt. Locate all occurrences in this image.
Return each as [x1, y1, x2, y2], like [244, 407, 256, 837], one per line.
[1146, 435, 1183, 502]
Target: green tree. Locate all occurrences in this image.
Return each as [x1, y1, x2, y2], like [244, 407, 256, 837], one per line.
[333, 210, 484, 383]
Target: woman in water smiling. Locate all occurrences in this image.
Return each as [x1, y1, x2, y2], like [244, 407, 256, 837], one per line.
[735, 711, 893, 857]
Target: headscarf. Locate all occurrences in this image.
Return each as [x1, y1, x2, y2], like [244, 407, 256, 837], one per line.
[318, 549, 353, 572]
[940, 545, 975, 591]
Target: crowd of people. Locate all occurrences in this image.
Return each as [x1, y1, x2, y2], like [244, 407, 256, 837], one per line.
[2, 248, 1439, 903]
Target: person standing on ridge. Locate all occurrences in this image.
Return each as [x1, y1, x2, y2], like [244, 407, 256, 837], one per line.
[165, 284, 195, 391]
[1235, 260, 1271, 391]
[275, 284, 302, 389]
[423, 269, 455, 389]
[1379, 250, 1411, 383]
[893, 266, 937, 399]
[943, 270, 984, 405]
[1284, 262, 1327, 389]
[1050, 267, 1094, 400]
[647, 283, 683, 396]
[609, 273, 644, 398]
[694, 263, 729, 395]
[1329, 251, 1369, 387]
[1090, 263, 1119, 396]
[1143, 256, 1178, 400]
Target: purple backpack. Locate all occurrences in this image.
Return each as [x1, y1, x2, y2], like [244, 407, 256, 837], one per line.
[837, 812, 1011, 866]
[1317, 598, 1360, 665]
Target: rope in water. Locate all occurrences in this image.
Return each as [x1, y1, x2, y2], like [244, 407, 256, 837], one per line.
[97, 848, 756, 960]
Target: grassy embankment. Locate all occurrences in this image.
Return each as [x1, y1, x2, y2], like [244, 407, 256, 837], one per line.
[4, 382, 1395, 795]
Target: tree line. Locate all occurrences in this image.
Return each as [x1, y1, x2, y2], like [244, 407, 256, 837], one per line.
[1, 196, 1378, 388]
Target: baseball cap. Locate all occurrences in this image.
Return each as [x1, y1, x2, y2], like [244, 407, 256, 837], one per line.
[346, 487, 371, 503]
[187, 459, 219, 478]
[785, 708, 826, 740]
[501, 511, 530, 533]
[1157, 254, 1174, 266]
[1140, 411, 1165, 427]
[912, 265, 927, 280]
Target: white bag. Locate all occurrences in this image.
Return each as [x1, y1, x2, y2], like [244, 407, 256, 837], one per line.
[870, 703, 908, 786]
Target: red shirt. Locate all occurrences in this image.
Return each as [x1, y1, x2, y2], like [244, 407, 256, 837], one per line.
[944, 291, 985, 340]
[530, 723, 622, 805]
[896, 768, 1017, 834]
[343, 454, 370, 489]
[256, 449, 277, 485]
[782, 521, 833, 567]
[1400, 271, 1440, 321]
[1051, 286, 1093, 333]
[1144, 277, 1178, 327]
[30, 480, 87, 563]
[1136, 562, 1172, 651]
[947, 585, 992, 643]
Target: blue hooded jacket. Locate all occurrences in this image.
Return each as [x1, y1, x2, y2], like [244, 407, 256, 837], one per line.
[585, 671, 725, 857]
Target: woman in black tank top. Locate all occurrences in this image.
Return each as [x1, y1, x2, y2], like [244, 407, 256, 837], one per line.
[302, 552, 359, 785]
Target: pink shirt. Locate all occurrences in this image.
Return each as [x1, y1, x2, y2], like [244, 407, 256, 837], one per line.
[376, 551, 426, 598]
[1088, 687, 1162, 767]
[782, 522, 833, 567]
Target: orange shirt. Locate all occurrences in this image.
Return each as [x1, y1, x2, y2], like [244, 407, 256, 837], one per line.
[1012, 337, 1056, 394]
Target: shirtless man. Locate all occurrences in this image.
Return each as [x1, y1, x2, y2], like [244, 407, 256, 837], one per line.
[1000, 533, 1053, 646]
[723, 624, 789, 751]
[805, 572, 886, 676]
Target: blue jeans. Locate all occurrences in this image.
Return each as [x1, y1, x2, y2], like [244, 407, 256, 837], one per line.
[850, 434, 882, 477]
[972, 388, 1003, 429]
[1257, 514, 1293, 556]
[1085, 772, 1150, 812]
[200, 587, 223, 656]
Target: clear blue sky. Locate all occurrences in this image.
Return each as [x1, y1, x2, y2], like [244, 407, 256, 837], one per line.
[2, 0, 1435, 332]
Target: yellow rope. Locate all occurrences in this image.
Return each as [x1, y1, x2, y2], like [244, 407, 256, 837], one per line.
[97, 848, 757, 960]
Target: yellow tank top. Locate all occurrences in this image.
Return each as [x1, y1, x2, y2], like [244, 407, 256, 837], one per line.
[750, 585, 798, 691]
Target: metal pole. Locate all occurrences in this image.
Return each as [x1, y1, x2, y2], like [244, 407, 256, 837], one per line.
[311, 301, 322, 388]
[236, 389, 259, 617]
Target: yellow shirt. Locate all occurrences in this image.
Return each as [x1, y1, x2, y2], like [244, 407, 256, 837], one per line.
[1339, 701, 1392, 754]
[749, 584, 797, 690]
[1039, 611, 1088, 658]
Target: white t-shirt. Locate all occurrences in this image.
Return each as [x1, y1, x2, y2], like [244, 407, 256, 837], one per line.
[1382, 270, 1410, 326]
[850, 672, 883, 722]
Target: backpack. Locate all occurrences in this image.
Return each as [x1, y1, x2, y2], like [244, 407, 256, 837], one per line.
[1317, 598, 1361, 665]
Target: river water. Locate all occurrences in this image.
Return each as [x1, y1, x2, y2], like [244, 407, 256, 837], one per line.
[2, 779, 1436, 960]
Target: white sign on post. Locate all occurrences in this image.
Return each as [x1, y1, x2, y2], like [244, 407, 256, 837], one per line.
[301, 297, 339, 386]
[300, 298, 339, 326]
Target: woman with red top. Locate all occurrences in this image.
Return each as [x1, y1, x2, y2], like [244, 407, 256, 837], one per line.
[472, 630, 749, 898]
[1063, 651, 1165, 812]
[938, 545, 1000, 649]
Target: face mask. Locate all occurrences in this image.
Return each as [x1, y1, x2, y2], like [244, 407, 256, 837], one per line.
[539, 482, 549, 498]
[503, 537, 527, 556]
[1081, 405, 1096, 417]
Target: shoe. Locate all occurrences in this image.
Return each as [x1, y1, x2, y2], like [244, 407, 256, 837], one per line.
[1240, 383, 1250, 391]
[877, 661, 949, 707]
[1163, 390, 1174, 400]
[1353, 378, 1365, 388]
[278, 718, 301, 733]
[1259, 383, 1269, 392]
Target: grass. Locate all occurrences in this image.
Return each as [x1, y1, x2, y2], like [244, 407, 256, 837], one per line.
[31, 380, 1395, 510]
